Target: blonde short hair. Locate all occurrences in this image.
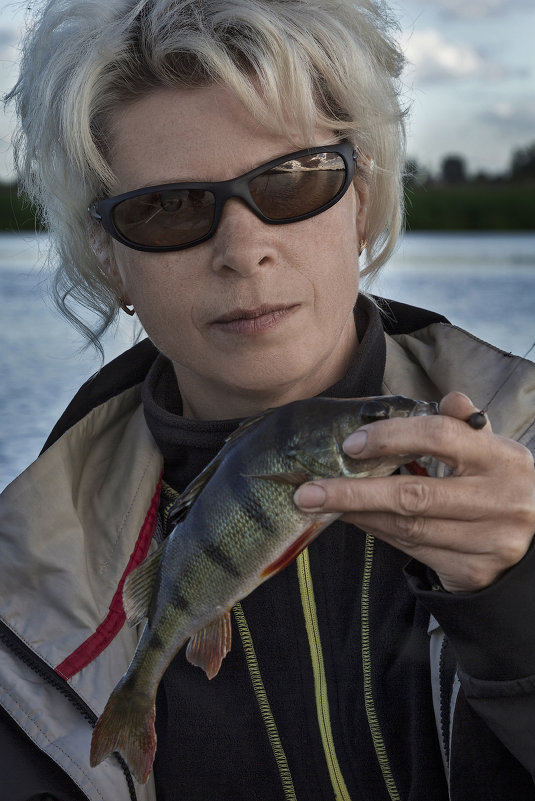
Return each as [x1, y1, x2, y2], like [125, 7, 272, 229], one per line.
[8, 0, 407, 347]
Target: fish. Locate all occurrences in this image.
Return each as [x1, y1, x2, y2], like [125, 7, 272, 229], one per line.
[89, 394, 437, 783]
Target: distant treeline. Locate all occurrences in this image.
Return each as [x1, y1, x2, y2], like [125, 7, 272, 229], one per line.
[404, 183, 534, 231]
[1, 178, 534, 235]
[403, 140, 535, 230]
[0, 184, 43, 233]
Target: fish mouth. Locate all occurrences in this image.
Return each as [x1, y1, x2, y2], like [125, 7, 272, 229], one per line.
[411, 400, 439, 417]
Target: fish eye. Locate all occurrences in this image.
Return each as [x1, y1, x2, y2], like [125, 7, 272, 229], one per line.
[360, 400, 390, 423]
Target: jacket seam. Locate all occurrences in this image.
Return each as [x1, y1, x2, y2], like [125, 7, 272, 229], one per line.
[458, 670, 535, 697]
[110, 451, 159, 561]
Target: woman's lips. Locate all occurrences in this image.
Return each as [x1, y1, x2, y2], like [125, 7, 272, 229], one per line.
[212, 304, 299, 334]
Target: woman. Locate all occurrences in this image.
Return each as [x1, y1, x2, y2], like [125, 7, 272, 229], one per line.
[1, 1, 534, 800]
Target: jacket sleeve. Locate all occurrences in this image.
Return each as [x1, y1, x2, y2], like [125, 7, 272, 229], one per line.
[0, 705, 89, 801]
[405, 539, 535, 778]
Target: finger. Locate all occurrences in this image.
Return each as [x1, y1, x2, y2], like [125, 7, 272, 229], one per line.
[294, 474, 498, 519]
[438, 391, 492, 432]
[341, 412, 499, 474]
[352, 527, 514, 592]
[343, 510, 518, 557]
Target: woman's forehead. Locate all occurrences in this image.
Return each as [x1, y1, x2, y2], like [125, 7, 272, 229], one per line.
[107, 84, 332, 191]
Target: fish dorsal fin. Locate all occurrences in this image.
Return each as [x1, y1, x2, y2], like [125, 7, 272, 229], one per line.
[223, 409, 272, 447]
[168, 459, 221, 526]
[168, 410, 273, 527]
[123, 542, 166, 627]
[185, 611, 232, 680]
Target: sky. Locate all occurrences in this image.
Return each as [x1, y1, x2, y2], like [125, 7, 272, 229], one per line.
[0, 0, 534, 180]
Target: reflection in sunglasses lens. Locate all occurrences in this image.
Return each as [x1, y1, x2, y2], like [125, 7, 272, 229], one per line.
[250, 153, 346, 220]
[114, 189, 216, 247]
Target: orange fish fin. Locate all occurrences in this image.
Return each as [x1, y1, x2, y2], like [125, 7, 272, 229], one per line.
[261, 521, 325, 578]
[186, 611, 232, 680]
[405, 460, 429, 476]
[123, 541, 166, 628]
[90, 677, 156, 784]
[245, 470, 311, 487]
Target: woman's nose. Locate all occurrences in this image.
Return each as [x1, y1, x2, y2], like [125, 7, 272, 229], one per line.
[209, 198, 279, 276]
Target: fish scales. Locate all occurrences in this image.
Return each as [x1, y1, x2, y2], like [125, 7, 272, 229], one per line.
[90, 394, 438, 783]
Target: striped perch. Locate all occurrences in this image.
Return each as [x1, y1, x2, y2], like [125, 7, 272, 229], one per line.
[90, 394, 437, 784]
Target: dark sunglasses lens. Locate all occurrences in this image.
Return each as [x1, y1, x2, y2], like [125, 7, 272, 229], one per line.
[249, 152, 347, 221]
[113, 188, 216, 247]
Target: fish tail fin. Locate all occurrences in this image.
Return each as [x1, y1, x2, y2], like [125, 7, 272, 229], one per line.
[90, 677, 156, 784]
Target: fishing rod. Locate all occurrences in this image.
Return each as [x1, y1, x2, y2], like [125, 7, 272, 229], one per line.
[468, 339, 535, 429]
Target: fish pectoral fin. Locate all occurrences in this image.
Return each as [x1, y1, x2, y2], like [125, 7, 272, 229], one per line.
[123, 542, 166, 628]
[293, 451, 333, 477]
[244, 470, 311, 487]
[186, 611, 232, 680]
[261, 521, 327, 578]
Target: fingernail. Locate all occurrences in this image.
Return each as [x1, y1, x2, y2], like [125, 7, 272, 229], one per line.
[343, 429, 368, 455]
[294, 483, 327, 511]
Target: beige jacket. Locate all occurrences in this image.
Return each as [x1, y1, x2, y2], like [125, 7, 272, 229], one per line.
[0, 322, 534, 801]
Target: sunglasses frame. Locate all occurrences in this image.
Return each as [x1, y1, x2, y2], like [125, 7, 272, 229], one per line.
[89, 141, 358, 253]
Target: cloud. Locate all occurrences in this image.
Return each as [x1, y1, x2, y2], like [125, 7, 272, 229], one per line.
[480, 98, 535, 136]
[401, 29, 518, 84]
[0, 23, 21, 54]
[0, 24, 23, 92]
[405, 0, 532, 21]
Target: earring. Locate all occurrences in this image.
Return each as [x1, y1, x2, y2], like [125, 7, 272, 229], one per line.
[359, 239, 368, 255]
[119, 299, 135, 316]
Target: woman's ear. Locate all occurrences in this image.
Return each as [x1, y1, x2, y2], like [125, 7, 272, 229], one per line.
[353, 150, 372, 246]
[354, 175, 369, 246]
[88, 221, 132, 307]
[88, 220, 112, 268]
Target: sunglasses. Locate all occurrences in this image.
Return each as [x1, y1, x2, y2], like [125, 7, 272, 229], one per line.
[89, 141, 358, 252]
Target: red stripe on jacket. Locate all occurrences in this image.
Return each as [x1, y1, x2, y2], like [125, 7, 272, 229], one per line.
[55, 476, 162, 680]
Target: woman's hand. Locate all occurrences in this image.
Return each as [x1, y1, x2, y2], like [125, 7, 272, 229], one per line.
[294, 392, 535, 593]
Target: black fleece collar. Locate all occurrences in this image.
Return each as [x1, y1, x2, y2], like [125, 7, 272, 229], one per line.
[142, 293, 386, 492]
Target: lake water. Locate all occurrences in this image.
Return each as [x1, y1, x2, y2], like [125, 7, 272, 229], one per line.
[1, 230, 534, 490]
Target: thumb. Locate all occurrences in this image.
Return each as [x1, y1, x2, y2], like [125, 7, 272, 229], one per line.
[438, 391, 492, 431]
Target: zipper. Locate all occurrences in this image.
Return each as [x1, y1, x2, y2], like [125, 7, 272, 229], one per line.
[361, 534, 400, 801]
[0, 619, 137, 801]
[233, 602, 298, 801]
[438, 636, 452, 771]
